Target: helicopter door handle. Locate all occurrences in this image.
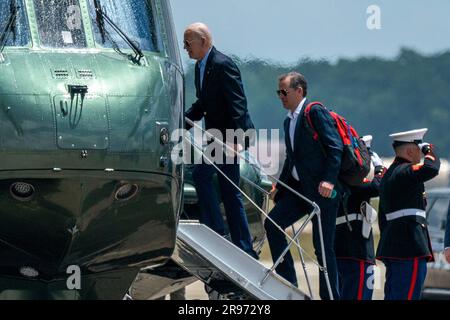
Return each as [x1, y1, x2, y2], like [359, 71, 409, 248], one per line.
[60, 100, 68, 117]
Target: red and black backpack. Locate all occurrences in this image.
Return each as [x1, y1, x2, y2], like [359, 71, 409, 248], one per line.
[304, 102, 371, 186]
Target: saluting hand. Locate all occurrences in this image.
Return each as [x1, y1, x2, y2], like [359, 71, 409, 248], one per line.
[418, 142, 432, 155]
[318, 181, 335, 198]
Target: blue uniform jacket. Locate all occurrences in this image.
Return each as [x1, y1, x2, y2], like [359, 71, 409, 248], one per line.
[377, 154, 440, 261]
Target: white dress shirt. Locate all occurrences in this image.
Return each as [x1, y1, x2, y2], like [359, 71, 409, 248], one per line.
[287, 98, 306, 181]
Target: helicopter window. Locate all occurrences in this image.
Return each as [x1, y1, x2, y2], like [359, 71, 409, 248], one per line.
[88, 0, 162, 53]
[33, 0, 87, 48]
[0, 0, 30, 47]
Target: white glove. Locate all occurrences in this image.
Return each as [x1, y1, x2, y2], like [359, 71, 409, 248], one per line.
[371, 152, 383, 167]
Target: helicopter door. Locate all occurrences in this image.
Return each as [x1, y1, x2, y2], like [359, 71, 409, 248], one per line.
[53, 93, 109, 150]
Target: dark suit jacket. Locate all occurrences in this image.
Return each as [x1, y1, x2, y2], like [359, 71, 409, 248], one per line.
[445, 206, 450, 249]
[185, 47, 254, 147]
[276, 100, 343, 200]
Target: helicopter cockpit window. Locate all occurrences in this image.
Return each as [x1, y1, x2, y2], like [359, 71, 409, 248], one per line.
[0, 0, 30, 47]
[33, 0, 87, 48]
[88, 0, 162, 53]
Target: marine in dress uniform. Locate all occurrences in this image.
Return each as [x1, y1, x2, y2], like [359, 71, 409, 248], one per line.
[335, 135, 386, 300]
[376, 128, 440, 300]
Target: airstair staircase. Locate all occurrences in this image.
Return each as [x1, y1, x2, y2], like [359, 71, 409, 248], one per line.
[172, 221, 309, 300]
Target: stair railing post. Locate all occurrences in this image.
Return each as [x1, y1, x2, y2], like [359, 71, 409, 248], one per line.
[291, 225, 314, 300]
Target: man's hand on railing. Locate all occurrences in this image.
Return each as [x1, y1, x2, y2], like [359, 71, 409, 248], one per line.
[269, 184, 278, 201]
[318, 181, 335, 199]
[225, 142, 243, 157]
[269, 189, 278, 201]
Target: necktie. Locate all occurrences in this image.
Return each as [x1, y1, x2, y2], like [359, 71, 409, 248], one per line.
[195, 62, 200, 92]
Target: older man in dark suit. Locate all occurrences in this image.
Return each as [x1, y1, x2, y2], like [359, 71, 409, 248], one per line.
[183, 23, 257, 259]
[266, 72, 343, 300]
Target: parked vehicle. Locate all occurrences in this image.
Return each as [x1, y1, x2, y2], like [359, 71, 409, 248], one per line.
[423, 188, 450, 299]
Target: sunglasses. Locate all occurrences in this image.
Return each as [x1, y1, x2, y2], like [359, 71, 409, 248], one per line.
[183, 39, 198, 48]
[276, 89, 290, 97]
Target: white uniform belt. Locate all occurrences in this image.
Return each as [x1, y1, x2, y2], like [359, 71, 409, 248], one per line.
[385, 209, 426, 222]
[336, 213, 363, 226]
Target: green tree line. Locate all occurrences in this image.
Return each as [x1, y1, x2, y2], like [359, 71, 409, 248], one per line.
[184, 48, 450, 157]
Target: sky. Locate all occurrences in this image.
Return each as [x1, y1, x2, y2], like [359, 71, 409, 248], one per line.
[170, 0, 450, 64]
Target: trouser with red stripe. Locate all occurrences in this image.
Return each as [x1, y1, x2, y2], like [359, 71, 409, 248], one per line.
[383, 258, 427, 300]
[337, 259, 374, 300]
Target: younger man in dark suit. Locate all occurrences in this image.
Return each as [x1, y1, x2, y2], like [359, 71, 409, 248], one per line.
[266, 72, 343, 300]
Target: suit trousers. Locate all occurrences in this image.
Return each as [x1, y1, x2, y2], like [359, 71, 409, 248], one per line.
[265, 178, 340, 300]
[192, 162, 257, 259]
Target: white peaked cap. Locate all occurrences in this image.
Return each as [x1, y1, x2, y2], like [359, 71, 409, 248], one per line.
[361, 135, 373, 148]
[389, 128, 428, 143]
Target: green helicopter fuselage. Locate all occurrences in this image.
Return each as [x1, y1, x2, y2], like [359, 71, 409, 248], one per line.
[0, 0, 184, 299]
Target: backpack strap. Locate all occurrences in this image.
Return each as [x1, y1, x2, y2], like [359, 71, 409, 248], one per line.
[304, 101, 324, 141]
[303, 102, 328, 157]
